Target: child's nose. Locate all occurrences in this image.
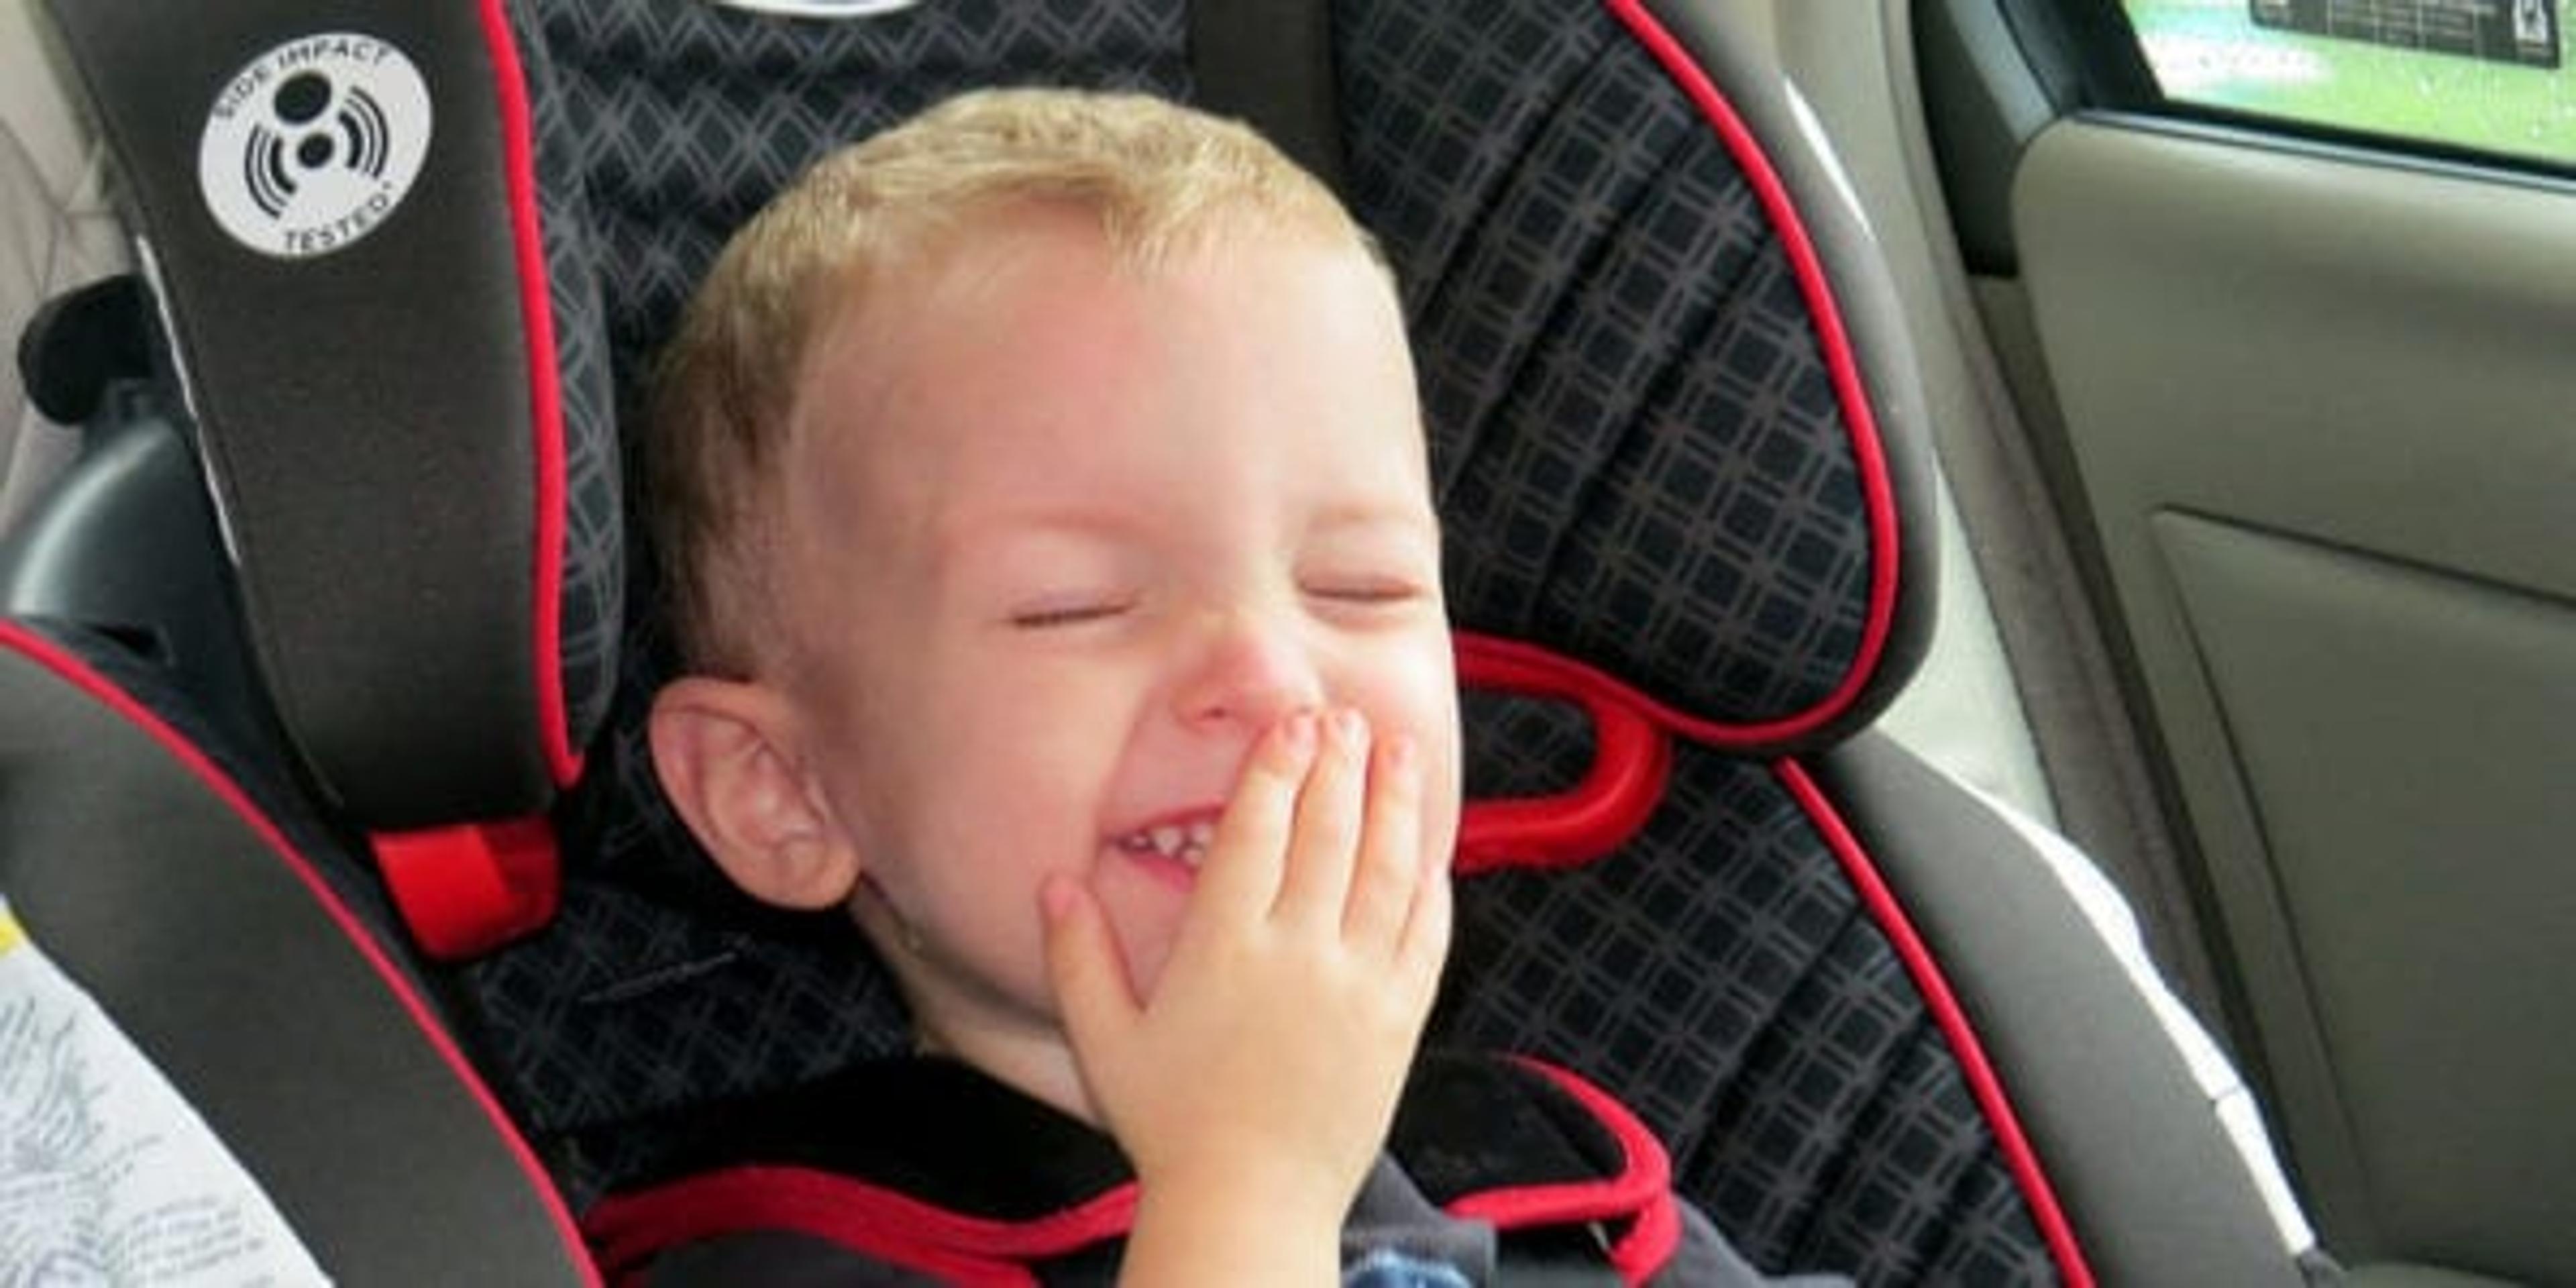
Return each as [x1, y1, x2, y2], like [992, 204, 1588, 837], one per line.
[1176, 610, 1325, 732]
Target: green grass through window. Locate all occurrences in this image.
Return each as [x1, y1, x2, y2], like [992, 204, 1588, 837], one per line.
[2123, 0, 2576, 166]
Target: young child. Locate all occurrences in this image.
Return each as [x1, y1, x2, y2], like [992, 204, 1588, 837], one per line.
[633, 87, 1829, 1286]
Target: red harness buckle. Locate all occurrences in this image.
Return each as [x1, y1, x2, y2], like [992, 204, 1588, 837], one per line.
[372, 818, 561, 959]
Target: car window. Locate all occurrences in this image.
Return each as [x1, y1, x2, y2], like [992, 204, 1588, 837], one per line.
[2120, 0, 2576, 168]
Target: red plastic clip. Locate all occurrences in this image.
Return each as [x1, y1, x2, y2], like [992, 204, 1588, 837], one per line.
[371, 818, 561, 959]
[1454, 633, 1674, 874]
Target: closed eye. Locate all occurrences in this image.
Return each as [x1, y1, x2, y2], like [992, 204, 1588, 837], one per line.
[1008, 600, 1131, 630]
[1304, 580, 1426, 606]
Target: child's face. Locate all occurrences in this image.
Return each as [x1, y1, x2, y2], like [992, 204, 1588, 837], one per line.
[774, 208, 1461, 1059]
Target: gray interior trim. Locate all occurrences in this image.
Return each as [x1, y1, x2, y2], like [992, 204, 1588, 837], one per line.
[0, 411, 282, 763]
[1872, 466, 2053, 823]
[0, 0, 129, 535]
[1910, 0, 2054, 274]
[1951, 273, 2228, 1036]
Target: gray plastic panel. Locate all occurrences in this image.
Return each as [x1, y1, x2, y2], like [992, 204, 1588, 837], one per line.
[2017, 119, 2576, 1282]
[2159, 512, 2576, 1281]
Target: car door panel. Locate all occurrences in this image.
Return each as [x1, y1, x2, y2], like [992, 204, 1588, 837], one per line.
[2013, 117, 2576, 1281]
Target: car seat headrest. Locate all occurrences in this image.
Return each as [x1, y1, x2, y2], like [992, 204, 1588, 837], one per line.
[38, 0, 623, 830]
[1340, 0, 1934, 753]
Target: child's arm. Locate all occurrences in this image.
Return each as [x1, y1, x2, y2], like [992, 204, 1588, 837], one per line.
[1042, 708, 1450, 1285]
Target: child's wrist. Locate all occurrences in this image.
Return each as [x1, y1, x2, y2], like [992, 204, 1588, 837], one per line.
[1136, 1152, 1354, 1235]
[1122, 1165, 1347, 1287]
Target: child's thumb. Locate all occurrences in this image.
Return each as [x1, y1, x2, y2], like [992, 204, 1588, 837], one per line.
[1040, 874, 1136, 1049]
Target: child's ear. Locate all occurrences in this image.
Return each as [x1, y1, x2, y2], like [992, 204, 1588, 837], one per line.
[647, 676, 861, 911]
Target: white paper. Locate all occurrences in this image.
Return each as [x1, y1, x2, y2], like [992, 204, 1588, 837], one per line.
[0, 900, 329, 1285]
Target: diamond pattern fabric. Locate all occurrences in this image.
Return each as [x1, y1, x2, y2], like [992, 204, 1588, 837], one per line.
[1336, 0, 1874, 729]
[1441, 710, 2050, 1282]
[510, 0, 626, 761]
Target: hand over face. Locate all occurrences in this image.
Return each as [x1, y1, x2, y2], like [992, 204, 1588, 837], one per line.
[1040, 708, 1452, 1226]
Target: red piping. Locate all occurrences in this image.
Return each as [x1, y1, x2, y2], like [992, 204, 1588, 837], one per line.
[0, 622, 600, 1283]
[1776, 759, 2095, 1287]
[1446, 1057, 1684, 1284]
[472, 0, 580, 788]
[1604, 0, 1902, 749]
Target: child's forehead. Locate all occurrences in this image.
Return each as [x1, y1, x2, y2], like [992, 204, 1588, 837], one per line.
[780, 213, 1425, 549]
[842, 197, 1375, 323]
[799, 205, 1389, 425]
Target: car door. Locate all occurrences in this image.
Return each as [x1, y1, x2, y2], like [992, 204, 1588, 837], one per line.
[1914, 1, 2576, 1282]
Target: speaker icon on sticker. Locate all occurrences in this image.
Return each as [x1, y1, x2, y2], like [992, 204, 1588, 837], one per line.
[199, 34, 432, 260]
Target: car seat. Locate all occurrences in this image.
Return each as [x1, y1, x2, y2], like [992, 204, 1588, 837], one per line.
[5, 0, 2328, 1282]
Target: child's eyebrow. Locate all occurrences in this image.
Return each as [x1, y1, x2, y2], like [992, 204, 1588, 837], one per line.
[1303, 502, 1444, 545]
[938, 505, 1144, 543]
[927, 498, 1442, 578]
[926, 507, 1146, 575]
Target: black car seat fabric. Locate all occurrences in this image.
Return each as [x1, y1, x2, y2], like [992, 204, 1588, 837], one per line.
[0, 621, 596, 1285]
[11, 0, 2318, 1283]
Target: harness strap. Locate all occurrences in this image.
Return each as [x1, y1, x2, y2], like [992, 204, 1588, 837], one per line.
[1185, 0, 1346, 192]
[586, 1167, 1138, 1287]
[582, 1053, 1679, 1284]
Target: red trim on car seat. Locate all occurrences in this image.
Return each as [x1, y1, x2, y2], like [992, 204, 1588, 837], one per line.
[0, 622, 600, 1284]
[1447, 1057, 1683, 1285]
[1775, 759, 2095, 1288]
[473, 0, 580, 789]
[584, 1167, 1139, 1287]
[1455, 633, 1672, 873]
[1606, 0, 1902, 749]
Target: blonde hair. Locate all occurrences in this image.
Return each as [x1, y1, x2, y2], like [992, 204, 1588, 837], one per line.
[649, 87, 1379, 676]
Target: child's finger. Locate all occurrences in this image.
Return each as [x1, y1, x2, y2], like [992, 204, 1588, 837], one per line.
[1271, 707, 1369, 928]
[1340, 731, 1422, 951]
[1393, 845, 1454, 1014]
[1192, 710, 1318, 921]
[1041, 874, 1139, 1058]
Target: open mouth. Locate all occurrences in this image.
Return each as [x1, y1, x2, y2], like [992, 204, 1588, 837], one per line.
[1110, 815, 1217, 868]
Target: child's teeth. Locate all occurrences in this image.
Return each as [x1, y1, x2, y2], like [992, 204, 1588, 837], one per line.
[1151, 825, 1183, 855]
[1187, 820, 1215, 849]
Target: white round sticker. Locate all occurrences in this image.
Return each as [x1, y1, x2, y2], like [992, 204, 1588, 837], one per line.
[197, 34, 433, 260]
